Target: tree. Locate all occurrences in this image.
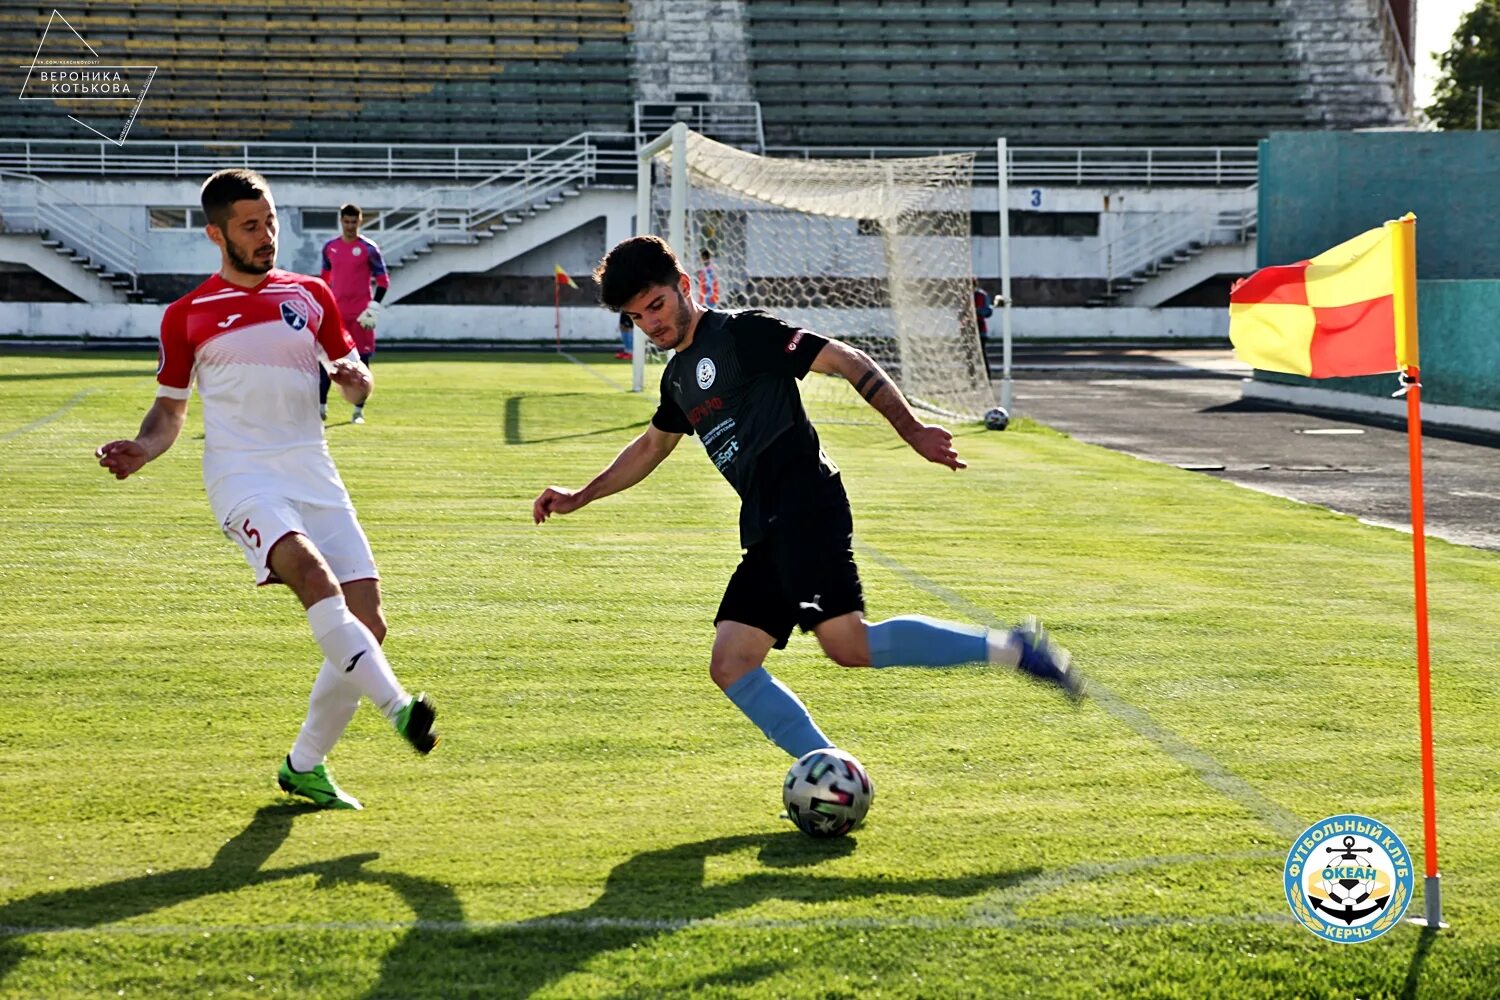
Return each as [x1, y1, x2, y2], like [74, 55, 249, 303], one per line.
[1425, 0, 1500, 129]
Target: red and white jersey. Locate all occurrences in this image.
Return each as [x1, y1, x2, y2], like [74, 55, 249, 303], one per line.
[156, 268, 358, 519]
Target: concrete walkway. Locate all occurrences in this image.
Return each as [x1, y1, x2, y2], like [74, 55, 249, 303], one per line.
[1003, 346, 1500, 553]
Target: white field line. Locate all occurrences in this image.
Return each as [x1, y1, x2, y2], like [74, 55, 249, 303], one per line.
[0, 388, 96, 442]
[855, 540, 1306, 842]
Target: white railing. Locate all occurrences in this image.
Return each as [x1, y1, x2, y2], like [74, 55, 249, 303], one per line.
[635, 101, 765, 151]
[362, 133, 607, 265]
[0, 170, 146, 290]
[1101, 185, 1258, 292]
[765, 145, 1259, 186]
[1002, 146, 1259, 186]
[0, 134, 640, 182]
[0, 135, 1258, 187]
[1378, 0, 1416, 113]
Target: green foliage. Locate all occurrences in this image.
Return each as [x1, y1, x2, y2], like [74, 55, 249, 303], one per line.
[1426, 0, 1500, 129]
[2, 350, 1499, 998]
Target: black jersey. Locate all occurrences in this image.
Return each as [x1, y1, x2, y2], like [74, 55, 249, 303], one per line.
[651, 309, 847, 545]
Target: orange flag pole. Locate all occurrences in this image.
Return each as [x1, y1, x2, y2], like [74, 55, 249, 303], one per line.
[1403, 365, 1444, 929]
[554, 278, 562, 351]
[1392, 213, 1445, 929]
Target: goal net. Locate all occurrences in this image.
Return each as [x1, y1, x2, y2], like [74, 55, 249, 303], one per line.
[634, 128, 993, 420]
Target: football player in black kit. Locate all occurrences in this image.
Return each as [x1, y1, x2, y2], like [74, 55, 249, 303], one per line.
[533, 236, 1081, 760]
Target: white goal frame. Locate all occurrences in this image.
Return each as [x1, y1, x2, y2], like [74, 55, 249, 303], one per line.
[627, 122, 1002, 416]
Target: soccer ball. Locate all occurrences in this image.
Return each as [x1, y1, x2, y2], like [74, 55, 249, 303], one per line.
[782, 748, 873, 838]
[984, 406, 1010, 431]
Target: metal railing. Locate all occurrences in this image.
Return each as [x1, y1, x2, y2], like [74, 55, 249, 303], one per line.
[766, 144, 1259, 186]
[0, 170, 146, 290]
[1378, 0, 1416, 113]
[1, 135, 1257, 187]
[0, 136, 639, 182]
[1100, 185, 1258, 295]
[362, 133, 631, 266]
[635, 101, 765, 151]
[1002, 146, 1259, 186]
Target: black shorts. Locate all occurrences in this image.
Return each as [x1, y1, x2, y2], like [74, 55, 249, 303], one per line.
[715, 502, 866, 649]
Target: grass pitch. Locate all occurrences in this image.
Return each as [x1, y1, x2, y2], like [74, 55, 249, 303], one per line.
[1, 350, 1498, 999]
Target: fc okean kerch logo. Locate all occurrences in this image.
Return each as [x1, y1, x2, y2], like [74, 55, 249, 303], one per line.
[1284, 814, 1413, 942]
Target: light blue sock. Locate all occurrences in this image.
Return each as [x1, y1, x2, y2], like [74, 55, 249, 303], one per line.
[723, 667, 832, 758]
[867, 615, 989, 668]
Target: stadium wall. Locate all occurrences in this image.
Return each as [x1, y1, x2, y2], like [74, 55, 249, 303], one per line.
[4, 173, 1240, 328]
[0, 302, 631, 347]
[1244, 279, 1500, 431]
[1259, 131, 1500, 279]
[2, 179, 630, 306]
[0, 300, 1227, 346]
[1250, 131, 1500, 420]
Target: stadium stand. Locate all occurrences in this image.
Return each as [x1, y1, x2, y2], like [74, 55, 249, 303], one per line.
[744, 0, 1411, 147]
[0, 0, 1412, 318]
[2, 2, 634, 143]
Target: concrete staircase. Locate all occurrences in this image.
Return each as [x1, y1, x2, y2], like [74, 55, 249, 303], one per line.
[363, 133, 617, 297]
[0, 171, 149, 303]
[386, 188, 631, 300]
[1090, 189, 1258, 307]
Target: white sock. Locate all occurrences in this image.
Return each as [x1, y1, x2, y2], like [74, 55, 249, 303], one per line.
[288, 658, 361, 771]
[306, 595, 407, 720]
[985, 627, 1023, 668]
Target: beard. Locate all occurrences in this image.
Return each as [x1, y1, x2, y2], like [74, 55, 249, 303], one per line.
[226, 237, 275, 276]
[654, 293, 692, 350]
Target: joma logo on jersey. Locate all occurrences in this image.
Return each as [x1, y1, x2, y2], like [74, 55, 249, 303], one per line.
[280, 300, 309, 331]
[687, 396, 725, 426]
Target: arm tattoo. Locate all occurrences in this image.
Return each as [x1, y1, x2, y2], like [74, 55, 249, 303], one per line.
[852, 366, 888, 403]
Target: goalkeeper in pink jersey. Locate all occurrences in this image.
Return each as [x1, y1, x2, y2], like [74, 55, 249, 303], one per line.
[319, 203, 389, 424]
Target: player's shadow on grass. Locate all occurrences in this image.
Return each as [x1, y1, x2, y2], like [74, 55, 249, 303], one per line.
[503, 393, 648, 445]
[366, 831, 1038, 999]
[0, 803, 383, 986]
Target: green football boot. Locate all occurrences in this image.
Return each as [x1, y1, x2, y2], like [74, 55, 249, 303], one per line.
[277, 756, 363, 810]
[394, 692, 439, 754]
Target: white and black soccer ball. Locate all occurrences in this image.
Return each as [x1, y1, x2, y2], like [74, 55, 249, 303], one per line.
[782, 748, 873, 838]
[984, 406, 1010, 431]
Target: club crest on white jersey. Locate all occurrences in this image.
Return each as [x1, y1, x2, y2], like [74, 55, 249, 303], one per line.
[280, 300, 309, 330]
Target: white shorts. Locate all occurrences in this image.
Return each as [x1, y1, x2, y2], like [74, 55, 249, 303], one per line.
[221, 496, 379, 587]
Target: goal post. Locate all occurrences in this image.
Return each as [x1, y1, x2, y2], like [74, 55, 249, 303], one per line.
[632, 126, 995, 420]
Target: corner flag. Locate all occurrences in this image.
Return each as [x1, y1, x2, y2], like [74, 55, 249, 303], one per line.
[554, 265, 578, 290]
[1229, 213, 1446, 929]
[1229, 214, 1417, 378]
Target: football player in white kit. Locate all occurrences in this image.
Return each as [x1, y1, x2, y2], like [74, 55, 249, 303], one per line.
[96, 168, 438, 810]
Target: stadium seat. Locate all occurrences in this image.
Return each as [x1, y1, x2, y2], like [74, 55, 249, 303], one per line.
[5, 2, 633, 144]
[746, 0, 1321, 147]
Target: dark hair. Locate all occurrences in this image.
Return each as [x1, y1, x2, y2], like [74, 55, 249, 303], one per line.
[200, 169, 271, 229]
[340, 203, 362, 218]
[700, 248, 712, 261]
[594, 236, 686, 310]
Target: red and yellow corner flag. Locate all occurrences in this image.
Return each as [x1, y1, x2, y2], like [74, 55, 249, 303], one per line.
[1229, 213, 1419, 378]
[554, 264, 578, 290]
